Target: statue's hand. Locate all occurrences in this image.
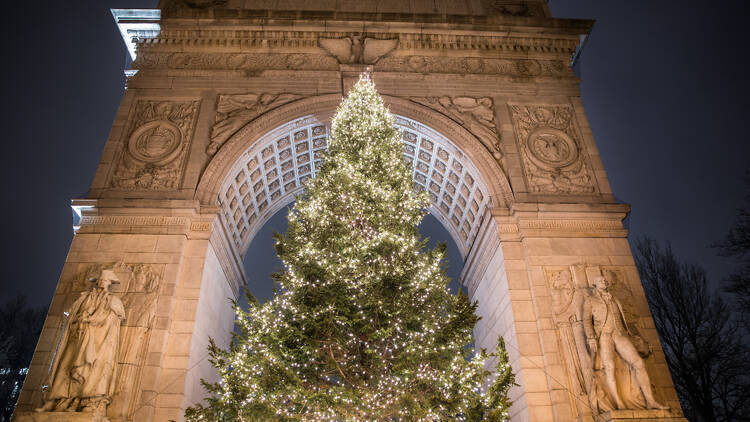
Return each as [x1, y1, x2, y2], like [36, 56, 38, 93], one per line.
[588, 339, 598, 354]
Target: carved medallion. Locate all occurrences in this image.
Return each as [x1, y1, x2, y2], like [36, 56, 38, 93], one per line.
[111, 99, 200, 190]
[127, 121, 182, 165]
[509, 104, 596, 194]
[526, 128, 578, 169]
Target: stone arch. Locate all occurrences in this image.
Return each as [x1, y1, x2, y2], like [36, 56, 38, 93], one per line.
[196, 94, 514, 259]
[197, 94, 513, 209]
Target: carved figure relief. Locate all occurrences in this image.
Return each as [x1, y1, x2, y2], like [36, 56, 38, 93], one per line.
[208, 93, 303, 156]
[411, 96, 503, 166]
[111, 99, 200, 190]
[509, 104, 596, 194]
[545, 265, 667, 416]
[36, 269, 125, 419]
[319, 36, 398, 65]
[41, 263, 164, 420]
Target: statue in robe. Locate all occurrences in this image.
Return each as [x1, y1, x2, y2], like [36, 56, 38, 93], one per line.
[37, 269, 125, 417]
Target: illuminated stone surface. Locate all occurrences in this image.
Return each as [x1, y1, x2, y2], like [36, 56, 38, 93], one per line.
[15, 1, 687, 421]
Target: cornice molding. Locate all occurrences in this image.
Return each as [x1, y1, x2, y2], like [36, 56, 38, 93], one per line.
[136, 29, 579, 57]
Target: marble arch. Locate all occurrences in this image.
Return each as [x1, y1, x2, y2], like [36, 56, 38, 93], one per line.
[197, 94, 513, 210]
[15, 2, 688, 422]
[199, 95, 508, 259]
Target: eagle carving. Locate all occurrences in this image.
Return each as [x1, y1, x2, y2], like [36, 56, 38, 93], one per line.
[319, 36, 398, 65]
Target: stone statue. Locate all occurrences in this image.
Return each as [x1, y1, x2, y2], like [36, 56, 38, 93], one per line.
[36, 269, 126, 418]
[549, 269, 600, 410]
[583, 275, 667, 411]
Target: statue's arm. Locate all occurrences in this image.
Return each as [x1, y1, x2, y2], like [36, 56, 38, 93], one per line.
[110, 296, 126, 320]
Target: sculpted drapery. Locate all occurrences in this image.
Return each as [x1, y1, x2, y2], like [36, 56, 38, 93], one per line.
[37, 269, 125, 416]
[550, 268, 668, 415]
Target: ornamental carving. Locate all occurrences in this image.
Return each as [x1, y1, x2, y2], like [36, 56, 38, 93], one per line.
[135, 52, 338, 72]
[111, 99, 200, 190]
[376, 56, 569, 77]
[410, 96, 503, 165]
[319, 36, 398, 65]
[481, 0, 545, 17]
[509, 104, 596, 194]
[133, 51, 570, 78]
[208, 93, 303, 156]
[545, 265, 667, 415]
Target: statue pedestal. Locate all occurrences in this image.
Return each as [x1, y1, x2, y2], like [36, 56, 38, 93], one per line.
[13, 412, 109, 422]
[595, 409, 687, 422]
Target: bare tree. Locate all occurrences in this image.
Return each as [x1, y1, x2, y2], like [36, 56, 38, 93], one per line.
[714, 173, 750, 325]
[634, 238, 750, 422]
[0, 295, 46, 422]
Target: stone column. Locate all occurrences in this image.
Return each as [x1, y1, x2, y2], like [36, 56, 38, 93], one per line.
[14, 200, 244, 422]
[465, 203, 687, 422]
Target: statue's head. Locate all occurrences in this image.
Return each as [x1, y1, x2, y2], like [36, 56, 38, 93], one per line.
[98, 269, 120, 290]
[592, 275, 610, 291]
[551, 270, 573, 290]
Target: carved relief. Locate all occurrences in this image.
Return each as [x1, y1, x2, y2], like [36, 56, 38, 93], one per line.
[545, 265, 667, 416]
[509, 104, 596, 194]
[36, 268, 124, 418]
[411, 96, 503, 165]
[135, 52, 339, 72]
[133, 51, 570, 79]
[319, 36, 398, 64]
[48, 263, 164, 419]
[111, 99, 200, 190]
[208, 93, 303, 156]
[376, 56, 569, 77]
[481, 0, 545, 17]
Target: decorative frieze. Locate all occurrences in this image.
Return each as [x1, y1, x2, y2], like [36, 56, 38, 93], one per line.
[135, 52, 339, 72]
[111, 99, 200, 190]
[496, 218, 626, 239]
[509, 104, 597, 194]
[378, 56, 569, 77]
[134, 51, 570, 78]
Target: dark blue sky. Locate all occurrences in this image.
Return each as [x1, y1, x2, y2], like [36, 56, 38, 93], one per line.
[1, 1, 748, 308]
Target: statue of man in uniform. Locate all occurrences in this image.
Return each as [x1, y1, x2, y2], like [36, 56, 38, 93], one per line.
[583, 275, 667, 410]
[36, 269, 125, 417]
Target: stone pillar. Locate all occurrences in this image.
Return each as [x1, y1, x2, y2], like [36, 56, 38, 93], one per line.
[464, 204, 687, 422]
[14, 200, 244, 422]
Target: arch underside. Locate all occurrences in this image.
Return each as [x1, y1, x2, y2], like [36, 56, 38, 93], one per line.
[218, 115, 493, 259]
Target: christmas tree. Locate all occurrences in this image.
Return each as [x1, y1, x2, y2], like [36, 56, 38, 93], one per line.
[185, 75, 514, 421]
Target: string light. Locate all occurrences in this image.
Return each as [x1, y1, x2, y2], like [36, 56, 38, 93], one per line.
[185, 75, 514, 422]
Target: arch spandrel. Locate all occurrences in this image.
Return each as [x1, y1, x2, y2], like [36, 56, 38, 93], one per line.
[196, 94, 515, 258]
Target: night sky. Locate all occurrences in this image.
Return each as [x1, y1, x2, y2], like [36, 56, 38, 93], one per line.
[1, 1, 748, 309]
